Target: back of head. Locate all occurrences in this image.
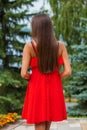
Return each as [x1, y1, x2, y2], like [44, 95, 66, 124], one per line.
[31, 14, 59, 73]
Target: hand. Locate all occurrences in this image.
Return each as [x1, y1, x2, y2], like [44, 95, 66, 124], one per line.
[24, 72, 31, 80]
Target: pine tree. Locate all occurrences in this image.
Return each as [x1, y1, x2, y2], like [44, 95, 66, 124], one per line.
[67, 18, 87, 116]
[0, 0, 38, 114]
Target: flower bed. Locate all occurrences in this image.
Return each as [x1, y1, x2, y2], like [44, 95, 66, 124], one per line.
[0, 112, 21, 128]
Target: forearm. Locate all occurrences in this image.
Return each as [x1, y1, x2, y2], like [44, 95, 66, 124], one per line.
[60, 71, 71, 79]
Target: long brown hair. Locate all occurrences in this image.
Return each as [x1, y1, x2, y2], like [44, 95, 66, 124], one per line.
[31, 14, 59, 73]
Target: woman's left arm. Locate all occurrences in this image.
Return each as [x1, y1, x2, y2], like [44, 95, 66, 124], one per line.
[60, 43, 72, 79]
[21, 43, 31, 80]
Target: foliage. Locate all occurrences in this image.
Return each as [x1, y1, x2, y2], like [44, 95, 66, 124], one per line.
[48, 0, 87, 49]
[67, 44, 87, 116]
[0, 0, 39, 114]
[49, 0, 87, 116]
[65, 18, 87, 116]
[67, 106, 87, 116]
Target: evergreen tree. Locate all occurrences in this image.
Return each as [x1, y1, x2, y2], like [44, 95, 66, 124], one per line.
[0, 0, 38, 114]
[67, 18, 87, 116]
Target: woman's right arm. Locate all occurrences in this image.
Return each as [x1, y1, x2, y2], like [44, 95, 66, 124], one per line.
[60, 42, 72, 79]
[21, 43, 31, 80]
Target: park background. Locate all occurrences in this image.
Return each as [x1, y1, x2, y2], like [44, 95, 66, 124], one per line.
[0, 0, 87, 125]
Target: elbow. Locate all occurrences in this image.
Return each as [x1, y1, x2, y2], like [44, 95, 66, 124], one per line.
[64, 68, 72, 77]
[60, 68, 72, 78]
[66, 69, 72, 76]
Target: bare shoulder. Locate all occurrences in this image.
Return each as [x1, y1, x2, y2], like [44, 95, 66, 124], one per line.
[23, 42, 32, 52]
[24, 42, 32, 48]
[22, 42, 32, 57]
[58, 41, 65, 49]
[58, 41, 69, 59]
[58, 41, 66, 55]
[23, 41, 38, 58]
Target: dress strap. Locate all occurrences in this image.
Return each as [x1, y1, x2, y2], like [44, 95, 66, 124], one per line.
[31, 41, 38, 56]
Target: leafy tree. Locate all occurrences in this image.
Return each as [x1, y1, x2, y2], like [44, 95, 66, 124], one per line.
[48, 0, 87, 49]
[0, 0, 39, 114]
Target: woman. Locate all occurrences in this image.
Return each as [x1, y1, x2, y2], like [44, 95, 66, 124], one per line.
[21, 14, 72, 130]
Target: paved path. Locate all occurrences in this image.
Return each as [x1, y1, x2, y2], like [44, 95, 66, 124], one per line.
[1, 118, 87, 130]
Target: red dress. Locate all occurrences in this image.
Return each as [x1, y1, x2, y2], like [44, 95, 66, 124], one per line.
[21, 41, 67, 124]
